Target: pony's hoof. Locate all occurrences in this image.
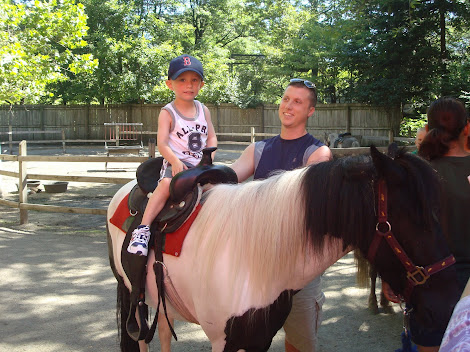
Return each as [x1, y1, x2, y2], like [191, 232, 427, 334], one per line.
[368, 301, 379, 314]
[368, 295, 379, 314]
[381, 304, 395, 314]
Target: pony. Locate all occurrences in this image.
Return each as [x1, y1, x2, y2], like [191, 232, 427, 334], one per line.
[325, 132, 361, 148]
[107, 145, 460, 351]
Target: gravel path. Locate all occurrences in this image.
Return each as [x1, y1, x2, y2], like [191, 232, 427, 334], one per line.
[0, 145, 405, 352]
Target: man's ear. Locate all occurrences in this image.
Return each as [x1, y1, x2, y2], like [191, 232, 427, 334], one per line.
[200, 81, 205, 89]
[425, 123, 429, 132]
[166, 79, 173, 90]
[308, 106, 315, 117]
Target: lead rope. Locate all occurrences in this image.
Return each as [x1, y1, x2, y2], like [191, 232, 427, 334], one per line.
[400, 301, 412, 337]
[395, 301, 417, 352]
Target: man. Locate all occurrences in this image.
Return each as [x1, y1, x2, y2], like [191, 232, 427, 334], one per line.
[231, 78, 332, 352]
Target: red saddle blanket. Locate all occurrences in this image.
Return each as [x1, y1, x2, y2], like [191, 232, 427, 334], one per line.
[109, 192, 202, 257]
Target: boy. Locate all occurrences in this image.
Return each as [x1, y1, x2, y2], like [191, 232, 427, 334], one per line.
[128, 54, 217, 256]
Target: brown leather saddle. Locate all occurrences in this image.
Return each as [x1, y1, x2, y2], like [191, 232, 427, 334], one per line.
[130, 147, 237, 232]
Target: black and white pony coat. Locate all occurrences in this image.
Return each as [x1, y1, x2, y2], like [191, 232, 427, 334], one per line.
[107, 146, 459, 351]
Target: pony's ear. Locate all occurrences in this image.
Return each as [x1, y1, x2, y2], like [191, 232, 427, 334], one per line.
[387, 143, 399, 159]
[370, 145, 406, 183]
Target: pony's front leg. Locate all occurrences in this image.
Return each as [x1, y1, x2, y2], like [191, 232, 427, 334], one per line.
[134, 311, 172, 352]
[210, 339, 227, 352]
[158, 314, 174, 352]
[138, 340, 148, 352]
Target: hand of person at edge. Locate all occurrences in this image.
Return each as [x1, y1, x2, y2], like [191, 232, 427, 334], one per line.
[382, 281, 401, 303]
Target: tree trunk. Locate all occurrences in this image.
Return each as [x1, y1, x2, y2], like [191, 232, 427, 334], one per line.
[439, 3, 449, 95]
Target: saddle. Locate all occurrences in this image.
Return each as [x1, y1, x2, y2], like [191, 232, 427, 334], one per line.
[125, 147, 238, 231]
[333, 132, 353, 148]
[121, 147, 238, 342]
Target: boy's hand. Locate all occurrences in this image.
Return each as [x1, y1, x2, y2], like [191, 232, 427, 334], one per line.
[172, 160, 187, 176]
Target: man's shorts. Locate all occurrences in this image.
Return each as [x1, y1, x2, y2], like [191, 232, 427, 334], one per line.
[283, 276, 325, 352]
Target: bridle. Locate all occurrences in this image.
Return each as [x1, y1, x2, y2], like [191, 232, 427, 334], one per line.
[367, 179, 456, 302]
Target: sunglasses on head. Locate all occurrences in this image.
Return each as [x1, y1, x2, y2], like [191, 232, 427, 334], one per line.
[290, 78, 316, 89]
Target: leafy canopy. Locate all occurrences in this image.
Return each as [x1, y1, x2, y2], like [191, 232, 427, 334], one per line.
[0, 0, 97, 104]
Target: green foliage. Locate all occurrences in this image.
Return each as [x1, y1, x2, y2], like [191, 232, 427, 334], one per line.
[2, 0, 469, 110]
[400, 115, 427, 137]
[0, 0, 97, 104]
[336, 0, 470, 108]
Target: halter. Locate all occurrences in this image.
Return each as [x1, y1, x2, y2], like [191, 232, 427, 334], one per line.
[367, 179, 456, 301]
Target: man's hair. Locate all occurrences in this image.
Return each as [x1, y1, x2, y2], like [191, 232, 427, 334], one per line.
[287, 81, 317, 107]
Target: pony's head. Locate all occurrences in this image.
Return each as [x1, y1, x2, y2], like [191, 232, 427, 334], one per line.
[302, 144, 459, 331]
[370, 145, 459, 331]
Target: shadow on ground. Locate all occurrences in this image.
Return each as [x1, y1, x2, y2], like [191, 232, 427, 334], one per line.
[0, 146, 404, 351]
[0, 206, 403, 352]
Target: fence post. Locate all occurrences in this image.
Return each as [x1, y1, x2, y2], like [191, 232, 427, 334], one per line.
[251, 127, 256, 143]
[115, 125, 120, 146]
[148, 138, 156, 158]
[19, 140, 28, 224]
[9, 125, 12, 155]
[388, 129, 394, 144]
[62, 129, 66, 153]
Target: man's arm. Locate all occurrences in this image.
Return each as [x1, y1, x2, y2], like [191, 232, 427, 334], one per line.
[203, 106, 218, 160]
[204, 106, 217, 148]
[230, 143, 256, 183]
[306, 145, 333, 165]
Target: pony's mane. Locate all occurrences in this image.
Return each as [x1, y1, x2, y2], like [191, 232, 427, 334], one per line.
[190, 148, 442, 302]
[302, 154, 376, 252]
[302, 149, 442, 254]
[191, 167, 313, 301]
[391, 149, 443, 232]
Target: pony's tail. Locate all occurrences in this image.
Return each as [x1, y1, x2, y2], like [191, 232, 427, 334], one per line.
[117, 280, 140, 352]
[354, 249, 371, 288]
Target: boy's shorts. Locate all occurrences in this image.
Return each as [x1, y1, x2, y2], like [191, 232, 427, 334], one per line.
[283, 276, 325, 351]
[159, 160, 195, 180]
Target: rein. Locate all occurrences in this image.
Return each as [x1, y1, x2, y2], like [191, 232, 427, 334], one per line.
[367, 179, 456, 301]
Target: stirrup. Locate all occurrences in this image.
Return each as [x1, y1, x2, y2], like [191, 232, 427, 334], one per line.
[126, 298, 150, 341]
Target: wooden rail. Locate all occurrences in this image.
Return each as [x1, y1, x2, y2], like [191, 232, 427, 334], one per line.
[1, 125, 415, 155]
[0, 138, 416, 224]
[0, 127, 66, 153]
[0, 141, 146, 223]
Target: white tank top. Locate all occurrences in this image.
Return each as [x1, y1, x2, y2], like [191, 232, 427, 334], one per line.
[162, 100, 208, 166]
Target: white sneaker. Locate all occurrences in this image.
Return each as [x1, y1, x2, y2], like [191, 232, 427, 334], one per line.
[127, 225, 150, 256]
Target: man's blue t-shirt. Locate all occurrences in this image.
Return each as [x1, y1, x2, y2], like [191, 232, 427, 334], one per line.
[253, 134, 325, 180]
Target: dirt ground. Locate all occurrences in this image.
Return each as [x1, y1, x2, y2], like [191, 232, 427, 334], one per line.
[0, 145, 406, 352]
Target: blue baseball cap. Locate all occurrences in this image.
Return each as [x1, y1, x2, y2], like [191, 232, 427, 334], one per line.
[168, 54, 204, 80]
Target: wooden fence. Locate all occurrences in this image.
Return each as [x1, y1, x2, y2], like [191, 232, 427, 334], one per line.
[0, 140, 416, 224]
[0, 141, 143, 224]
[0, 103, 402, 145]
